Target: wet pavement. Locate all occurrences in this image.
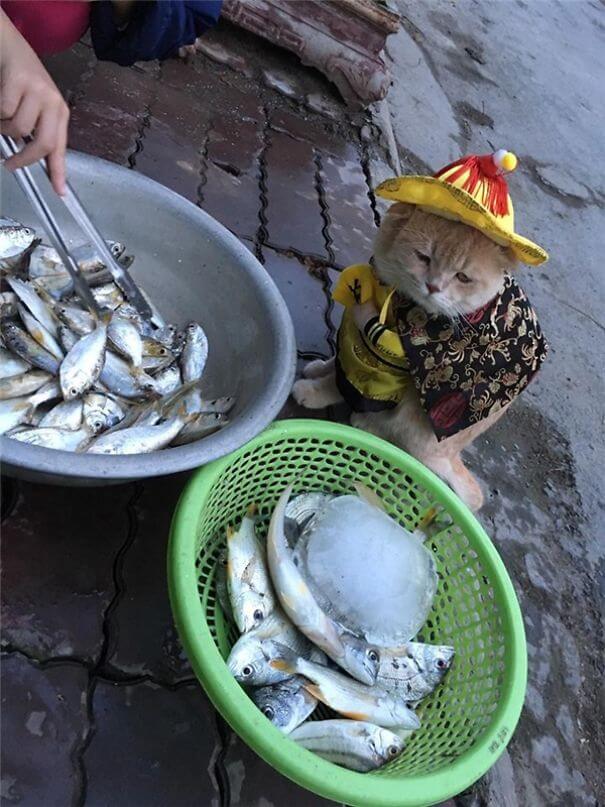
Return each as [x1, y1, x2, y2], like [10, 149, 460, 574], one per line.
[2, 5, 604, 806]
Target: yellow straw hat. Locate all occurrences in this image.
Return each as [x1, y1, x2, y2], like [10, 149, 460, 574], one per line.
[375, 150, 548, 266]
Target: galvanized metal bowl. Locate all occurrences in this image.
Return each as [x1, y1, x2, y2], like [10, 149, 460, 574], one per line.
[0, 152, 296, 485]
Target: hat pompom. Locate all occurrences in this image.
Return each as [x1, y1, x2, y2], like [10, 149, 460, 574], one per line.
[493, 149, 518, 173]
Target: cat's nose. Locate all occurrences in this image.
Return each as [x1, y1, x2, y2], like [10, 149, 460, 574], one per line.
[426, 282, 441, 294]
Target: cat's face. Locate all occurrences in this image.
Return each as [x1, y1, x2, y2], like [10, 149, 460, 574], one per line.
[373, 203, 516, 317]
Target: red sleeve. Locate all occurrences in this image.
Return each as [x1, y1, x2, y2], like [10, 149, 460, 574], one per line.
[2, 1, 91, 56]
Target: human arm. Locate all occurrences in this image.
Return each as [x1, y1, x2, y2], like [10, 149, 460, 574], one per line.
[0, 9, 69, 194]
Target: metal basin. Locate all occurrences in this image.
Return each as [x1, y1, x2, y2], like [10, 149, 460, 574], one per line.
[0, 152, 296, 485]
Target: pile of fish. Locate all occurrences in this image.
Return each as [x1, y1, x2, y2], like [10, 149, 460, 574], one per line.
[220, 485, 455, 773]
[0, 217, 234, 453]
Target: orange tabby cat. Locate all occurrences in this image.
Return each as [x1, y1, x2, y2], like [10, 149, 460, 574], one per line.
[292, 203, 520, 511]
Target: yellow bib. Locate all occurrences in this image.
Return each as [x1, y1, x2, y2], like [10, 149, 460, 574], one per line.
[333, 265, 409, 410]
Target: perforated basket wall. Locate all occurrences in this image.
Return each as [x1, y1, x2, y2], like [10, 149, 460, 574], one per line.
[169, 420, 526, 807]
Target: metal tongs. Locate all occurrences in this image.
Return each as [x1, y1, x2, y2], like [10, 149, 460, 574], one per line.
[0, 135, 163, 327]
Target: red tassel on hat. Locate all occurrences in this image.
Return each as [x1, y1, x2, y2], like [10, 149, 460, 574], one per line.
[434, 153, 511, 217]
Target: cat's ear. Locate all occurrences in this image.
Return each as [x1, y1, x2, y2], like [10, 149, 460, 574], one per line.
[385, 202, 416, 224]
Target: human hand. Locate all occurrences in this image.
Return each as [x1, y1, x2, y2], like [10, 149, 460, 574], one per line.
[0, 10, 69, 194]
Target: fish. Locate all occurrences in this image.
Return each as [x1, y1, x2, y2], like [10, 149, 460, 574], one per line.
[153, 324, 179, 350]
[27, 240, 126, 278]
[141, 336, 173, 358]
[0, 369, 52, 400]
[141, 354, 174, 373]
[251, 676, 318, 734]
[60, 319, 108, 399]
[271, 654, 420, 730]
[0, 379, 60, 434]
[86, 415, 186, 454]
[150, 363, 181, 396]
[171, 412, 227, 445]
[0, 291, 18, 318]
[6, 277, 59, 337]
[0, 217, 39, 272]
[91, 282, 125, 310]
[267, 485, 380, 685]
[33, 267, 114, 300]
[38, 398, 84, 430]
[0, 347, 31, 379]
[82, 393, 125, 434]
[180, 321, 208, 383]
[226, 505, 275, 633]
[198, 396, 235, 414]
[54, 302, 95, 335]
[227, 607, 323, 686]
[376, 643, 455, 702]
[98, 350, 154, 399]
[107, 313, 143, 367]
[1, 321, 60, 374]
[10, 424, 91, 451]
[16, 304, 64, 360]
[58, 326, 79, 352]
[289, 720, 405, 772]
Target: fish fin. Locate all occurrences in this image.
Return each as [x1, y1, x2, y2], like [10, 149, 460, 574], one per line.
[340, 710, 370, 721]
[301, 683, 325, 701]
[246, 503, 258, 517]
[226, 525, 236, 541]
[353, 482, 386, 512]
[270, 658, 295, 674]
[412, 506, 439, 540]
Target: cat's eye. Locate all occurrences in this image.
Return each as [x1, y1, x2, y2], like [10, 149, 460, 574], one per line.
[414, 250, 431, 265]
[456, 272, 472, 284]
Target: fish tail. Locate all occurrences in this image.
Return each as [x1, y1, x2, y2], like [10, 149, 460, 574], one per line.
[226, 525, 236, 541]
[353, 481, 386, 512]
[301, 683, 325, 702]
[246, 503, 258, 517]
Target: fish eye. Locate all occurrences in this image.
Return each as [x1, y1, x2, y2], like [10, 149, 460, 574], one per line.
[241, 665, 254, 678]
[436, 658, 447, 669]
[367, 649, 379, 663]
[387, 745, 400, 758]
[261, 706, 274, 720]
[70, 387, 78, 397]
[456, 271, 472, 284]
[414, 250, 431, 265]
[253, 609, 264, 623]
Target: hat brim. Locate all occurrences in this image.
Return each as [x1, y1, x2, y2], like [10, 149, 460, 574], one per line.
[376, 176, 548, 266]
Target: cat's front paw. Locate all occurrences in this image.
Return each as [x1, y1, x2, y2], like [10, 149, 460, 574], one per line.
[292, 379, 324, 409]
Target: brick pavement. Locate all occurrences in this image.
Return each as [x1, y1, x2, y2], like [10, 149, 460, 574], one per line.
[1, 41, 393, 807]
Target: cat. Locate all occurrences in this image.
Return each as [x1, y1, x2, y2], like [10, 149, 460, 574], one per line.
[292, 202, 521, 511]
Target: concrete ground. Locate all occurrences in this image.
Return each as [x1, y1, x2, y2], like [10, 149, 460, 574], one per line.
[1, 2, 604, 805]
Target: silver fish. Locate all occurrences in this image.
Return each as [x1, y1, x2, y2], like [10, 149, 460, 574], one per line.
[197, 396, 235, 414]
[0, 369, 52, 400]
[215, 549, 234, 623]
[153, 324, 178, 349]
[38, 398, 84, 430]
[115, 303, 153, 337]
[0, 218, 39, 272]
[55, 302, 95, 335]
[86, 415, 185, 455]
[60, 320, 108, 399]
[91, 282, 125, 311]
[180, 321, 208, 383]
[227, 607, 322, 686]
[0, 291, 17, 318]
[0, 380, 60, 434]
[272, 654, 420, 731]
[58, 326, 78, 352]
[252, 676, 317, 734]
[290, 720, 405, 772]
[141, 354, 174, 373]
[141, 336, 173, 358]
[1, 321, 60, 374]
[17, 304, 64, 360]
[6, 277, 59, 337]
[108, 313, 143, 367]
[267, 486, 380, 686]
[34, 267, 113, 300]
[0, 347, 30, 379]
[171, 412, 227, 446]
[226, 505, 275, 633]
[82, 393, 125, 434]
[376, 643, 455, 702]
[10, 425, 91, 451]
[151, 363, 181, 396]
[28, 240, 126, 278]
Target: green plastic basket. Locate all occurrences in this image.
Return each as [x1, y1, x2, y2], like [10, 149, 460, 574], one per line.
[168, 420, 527, 807]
